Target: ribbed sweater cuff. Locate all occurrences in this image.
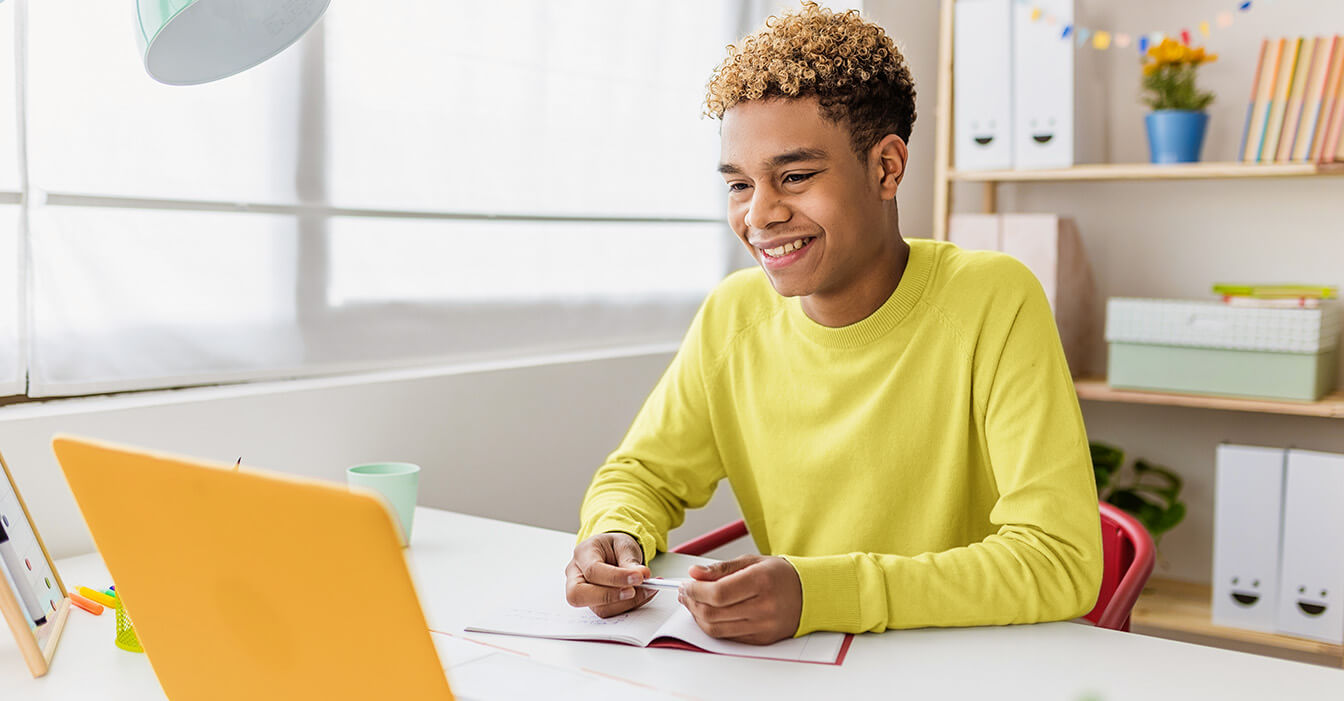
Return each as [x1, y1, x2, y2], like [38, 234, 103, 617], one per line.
[783, 554, 862, 636]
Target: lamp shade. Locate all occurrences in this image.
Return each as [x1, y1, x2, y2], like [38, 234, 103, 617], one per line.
[136, 0, 329, 85]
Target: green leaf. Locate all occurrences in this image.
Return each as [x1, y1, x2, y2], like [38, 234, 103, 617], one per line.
[1151, 502, 1187, 535]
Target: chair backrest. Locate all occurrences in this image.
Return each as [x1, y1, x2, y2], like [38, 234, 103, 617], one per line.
[673, 502, 1157, 633]
[1085, 501, 1157, 631]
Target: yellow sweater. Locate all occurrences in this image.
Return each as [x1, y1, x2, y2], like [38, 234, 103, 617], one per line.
[578, 238, 1103, 636]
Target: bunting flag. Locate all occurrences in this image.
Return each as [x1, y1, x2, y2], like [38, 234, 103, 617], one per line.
[1016, 0, 1264, 54]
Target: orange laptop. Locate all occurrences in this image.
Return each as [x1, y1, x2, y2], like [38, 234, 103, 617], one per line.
[51, 435, 454, 700]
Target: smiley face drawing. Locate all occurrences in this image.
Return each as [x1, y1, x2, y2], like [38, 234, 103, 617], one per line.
[1229, 576, 1263, 607]
[1027, 116, 1058, 145]
[968, 119, 1000, 147]
[1295, 586, 1330, 616]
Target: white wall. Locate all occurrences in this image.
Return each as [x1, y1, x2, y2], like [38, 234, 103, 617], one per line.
[869, 0, 1344, 582]
[0, 349, 745, 560]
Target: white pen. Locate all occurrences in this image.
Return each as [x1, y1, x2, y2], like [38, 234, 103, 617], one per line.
[637, 577, 691, 591]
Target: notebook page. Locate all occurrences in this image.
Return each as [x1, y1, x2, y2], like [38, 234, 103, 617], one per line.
[465, 589, 679, 647]
[652, 606, 848, 664]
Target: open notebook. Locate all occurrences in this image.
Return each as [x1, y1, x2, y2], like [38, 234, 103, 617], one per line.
[465, 587, 852, 665]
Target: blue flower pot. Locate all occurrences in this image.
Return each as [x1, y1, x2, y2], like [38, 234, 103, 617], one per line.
[1145, 110, 1209, 164]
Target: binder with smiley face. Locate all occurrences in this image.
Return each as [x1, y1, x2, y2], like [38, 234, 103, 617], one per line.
[953, 0, 1014, 171]
[1277, 448, 1344, 643]
[1212, 444, 1286, 633]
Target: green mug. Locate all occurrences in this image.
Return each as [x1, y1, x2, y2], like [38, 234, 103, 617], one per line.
[347, 462, 420, 547]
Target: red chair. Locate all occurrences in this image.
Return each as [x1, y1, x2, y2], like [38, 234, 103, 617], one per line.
[670, 501, 1155, 632]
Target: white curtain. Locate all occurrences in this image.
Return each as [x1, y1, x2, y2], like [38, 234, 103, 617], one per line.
[19, 0, 738, 397]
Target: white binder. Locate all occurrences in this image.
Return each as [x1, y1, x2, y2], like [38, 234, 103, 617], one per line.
[953, 0, 1014, 170]
[1211, 444, 1286, 633]
[1277, 448, 1344, 643]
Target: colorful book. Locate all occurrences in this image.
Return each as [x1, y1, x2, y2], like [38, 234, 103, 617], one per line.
[1312, 35, 1344, 163]
[1260, 37, 1302, 162]
[1244, 39, 1282, 162]
[1296, 36, 1341, 162]
[1277, 37, 1318, 162]
[1222, 296, 1323, 309]
[1212, 283, 1338, 299]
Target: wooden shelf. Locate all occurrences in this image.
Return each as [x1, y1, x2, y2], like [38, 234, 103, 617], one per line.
[1073, 377, 1344, 418]
[949, 161, 1344, 183]
[1132, 578, 1344, 661]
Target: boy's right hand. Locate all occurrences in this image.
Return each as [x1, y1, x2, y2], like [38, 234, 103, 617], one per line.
[565, 532, 655, 618]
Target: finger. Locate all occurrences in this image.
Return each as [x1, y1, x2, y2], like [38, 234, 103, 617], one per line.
[613, 538, 651, 577]
[677, 589, 752, 624]
[568, 580, 639, 608]
[690, 614, 759, 640]
[688, 555, 759, 582]
[575, 549, 646, 588]
[590, 588, 657, 618]
[681, 566, 760, 608]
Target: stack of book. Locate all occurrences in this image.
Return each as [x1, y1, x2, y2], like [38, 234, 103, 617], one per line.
[1213, 283, 1338, 309]
[1241, 36, 1344, 164]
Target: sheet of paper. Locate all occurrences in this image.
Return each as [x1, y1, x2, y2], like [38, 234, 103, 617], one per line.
[653, 607, 848, 664]
[464, 588, 679, 647]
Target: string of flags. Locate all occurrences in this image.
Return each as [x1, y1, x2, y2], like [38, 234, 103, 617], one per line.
[1016, 0, 1270, 54]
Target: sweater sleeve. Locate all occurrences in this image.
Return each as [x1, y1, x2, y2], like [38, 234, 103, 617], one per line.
[576, 303, 726, 564]
[783, 266, 1103, 635]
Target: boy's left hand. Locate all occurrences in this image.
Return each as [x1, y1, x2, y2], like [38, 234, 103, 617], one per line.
[677, 554, 802, 645]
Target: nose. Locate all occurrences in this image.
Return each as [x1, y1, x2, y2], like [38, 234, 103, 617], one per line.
[744, 186, 790, 232]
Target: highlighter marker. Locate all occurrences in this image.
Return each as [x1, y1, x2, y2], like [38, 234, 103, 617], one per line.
[69, 592, 104, 616]
[77, 586, 118, 609]
[0, 522, 47, 626]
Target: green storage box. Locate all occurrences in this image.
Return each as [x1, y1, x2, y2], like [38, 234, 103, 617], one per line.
[1105, 298, 1340, 401]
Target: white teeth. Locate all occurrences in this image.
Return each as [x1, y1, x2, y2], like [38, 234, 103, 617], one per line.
[762, 237, 811, 258]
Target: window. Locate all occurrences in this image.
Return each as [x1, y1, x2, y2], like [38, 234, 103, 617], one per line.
[14, 0, 736, 397]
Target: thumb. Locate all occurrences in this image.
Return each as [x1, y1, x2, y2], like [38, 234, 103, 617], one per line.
[613, 536, 651, 577]
[689, 555, 758, 582]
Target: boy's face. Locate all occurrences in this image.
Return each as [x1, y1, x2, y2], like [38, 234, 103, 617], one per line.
[718, 97, 896, 301]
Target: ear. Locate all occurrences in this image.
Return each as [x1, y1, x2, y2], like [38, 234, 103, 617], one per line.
[870, 134, 908, 200]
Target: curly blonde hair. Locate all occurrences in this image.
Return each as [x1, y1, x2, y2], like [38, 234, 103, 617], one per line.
[705, 2, 916, 157]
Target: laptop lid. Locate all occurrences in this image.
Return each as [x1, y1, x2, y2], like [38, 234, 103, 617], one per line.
[51, 436, 453, 700]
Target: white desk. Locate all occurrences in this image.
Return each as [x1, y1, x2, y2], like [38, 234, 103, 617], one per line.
[4, 507, 1344, 700]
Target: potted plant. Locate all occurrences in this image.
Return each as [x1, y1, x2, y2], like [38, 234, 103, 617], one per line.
[1091, 441, 1187, 547]
[1140, 38, 1218, 164]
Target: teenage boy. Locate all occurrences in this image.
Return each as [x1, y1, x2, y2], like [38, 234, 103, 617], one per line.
[564, 2, 1101, 645]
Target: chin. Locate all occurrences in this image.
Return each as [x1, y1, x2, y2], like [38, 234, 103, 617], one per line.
[760, 270, 812, 298]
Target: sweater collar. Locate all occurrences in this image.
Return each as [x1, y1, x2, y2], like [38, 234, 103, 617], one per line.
[787, 238, 934, 349]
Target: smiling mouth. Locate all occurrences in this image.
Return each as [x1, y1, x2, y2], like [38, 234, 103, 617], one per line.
[974, 135, 994, 145]
[1032, 133, 1054, 144]
[1232, 592, 1260, 606]
[1298, 601, 1327, 616]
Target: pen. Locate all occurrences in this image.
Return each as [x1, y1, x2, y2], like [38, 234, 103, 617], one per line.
[637, 577, 691, 591]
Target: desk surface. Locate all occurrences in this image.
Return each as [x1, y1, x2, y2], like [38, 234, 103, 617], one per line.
[3, 507, 1343, 700]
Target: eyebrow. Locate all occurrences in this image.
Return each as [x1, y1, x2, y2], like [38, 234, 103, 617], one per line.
[717, 147, 829, 175]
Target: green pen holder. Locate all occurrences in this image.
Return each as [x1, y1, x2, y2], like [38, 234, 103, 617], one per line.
[114, 601, 144, 653]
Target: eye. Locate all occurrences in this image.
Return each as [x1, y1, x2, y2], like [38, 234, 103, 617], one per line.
[1252, 579, 1259, 588]
[783, 172, 816, 185]
[727, 182, 750, 193]
[1232, 577, 1239, 585]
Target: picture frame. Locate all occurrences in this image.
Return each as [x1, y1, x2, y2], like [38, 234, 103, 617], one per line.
[0, 451, 70, 677]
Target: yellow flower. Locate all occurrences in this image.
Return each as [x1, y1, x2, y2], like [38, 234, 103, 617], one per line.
[1160, 39, 1186, 65]
[1143, 62, 1161, 77]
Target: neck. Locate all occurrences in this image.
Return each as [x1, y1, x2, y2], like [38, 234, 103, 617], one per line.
[801, 234, 910, 328]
